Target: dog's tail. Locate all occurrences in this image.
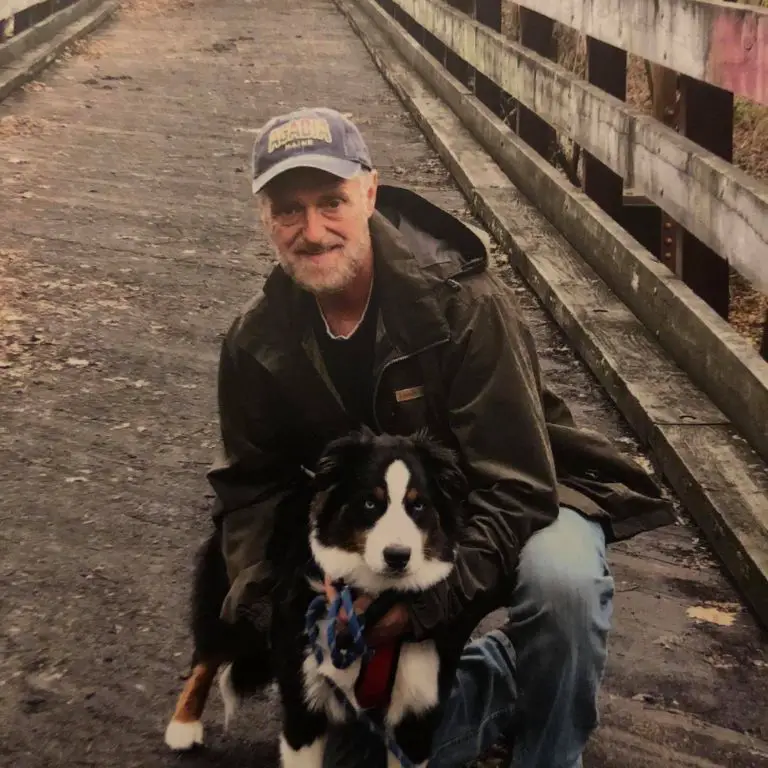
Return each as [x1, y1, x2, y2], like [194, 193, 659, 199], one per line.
[189, 528, 233, 662]
[189, 528, 273, 692]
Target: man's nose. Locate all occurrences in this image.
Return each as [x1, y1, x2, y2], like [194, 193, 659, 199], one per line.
[302, 206, 326, 242]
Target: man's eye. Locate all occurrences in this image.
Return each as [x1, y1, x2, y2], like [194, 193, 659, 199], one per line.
[274, 205, 301, 216]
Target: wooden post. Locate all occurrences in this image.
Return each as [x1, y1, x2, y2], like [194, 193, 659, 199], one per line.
[516, 8, 556, 159]
[678, 75, 732, 319]
[474, 0, 503, 117]
[422, 25, 446, 64]
[651, 64, 685, 277]
[404, 8, 424, 44]
[583, 38, 626, 221]
[444, 0, 473, 87]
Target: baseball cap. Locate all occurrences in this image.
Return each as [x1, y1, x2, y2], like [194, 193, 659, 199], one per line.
[250, 107, 373, 194]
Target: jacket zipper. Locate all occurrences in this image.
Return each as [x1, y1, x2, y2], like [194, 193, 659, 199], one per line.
[372, 337, 449, 433]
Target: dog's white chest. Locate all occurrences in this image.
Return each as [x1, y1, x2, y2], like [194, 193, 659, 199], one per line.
[385, 641, 441, 726]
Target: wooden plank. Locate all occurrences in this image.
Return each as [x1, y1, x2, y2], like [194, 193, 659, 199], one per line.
[510, 0, 768, 107]
[0, 0, 46, 17]
[0, 0, 111, 77]
[388, 0, 768, 295]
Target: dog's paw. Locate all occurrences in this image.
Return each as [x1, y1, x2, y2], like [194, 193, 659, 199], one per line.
[164, 718, 204, 751]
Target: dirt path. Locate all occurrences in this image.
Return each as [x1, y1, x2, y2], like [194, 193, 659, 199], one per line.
[0, 1, 766, 766]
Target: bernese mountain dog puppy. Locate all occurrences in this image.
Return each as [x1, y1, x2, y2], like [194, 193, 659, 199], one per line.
[165, 428, 470, 767]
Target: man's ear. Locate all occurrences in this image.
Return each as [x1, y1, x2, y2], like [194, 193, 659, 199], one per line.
[363, 169, 378, 217]
[312, 429, 373, 491]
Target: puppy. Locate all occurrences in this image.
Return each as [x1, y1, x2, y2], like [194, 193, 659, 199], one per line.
[165, 428, 470, 768]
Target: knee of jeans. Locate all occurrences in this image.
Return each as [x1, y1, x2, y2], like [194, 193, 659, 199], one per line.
[516, 530, 614, 637]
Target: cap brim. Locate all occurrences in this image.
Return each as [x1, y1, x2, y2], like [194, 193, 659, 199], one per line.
[252, 154, 364, 194]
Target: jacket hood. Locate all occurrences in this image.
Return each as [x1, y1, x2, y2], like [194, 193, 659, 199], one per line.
[374, 184, 489, 283]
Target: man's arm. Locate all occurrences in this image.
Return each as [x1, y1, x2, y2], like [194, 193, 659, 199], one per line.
[206, 319, 299, 623]
[406, 279, 560, 640]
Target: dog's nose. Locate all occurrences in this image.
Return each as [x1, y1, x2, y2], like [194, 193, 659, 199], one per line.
[383, 545, 411, 571]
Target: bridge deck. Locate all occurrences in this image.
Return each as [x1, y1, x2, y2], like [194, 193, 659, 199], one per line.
[0, 1, 766, 766]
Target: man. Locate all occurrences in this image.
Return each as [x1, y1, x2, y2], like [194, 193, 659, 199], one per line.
[207, 107, 674, 767]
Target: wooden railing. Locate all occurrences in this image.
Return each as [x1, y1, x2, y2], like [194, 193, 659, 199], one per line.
[374, 0, 768, 361]
[1, 0, 79, 38]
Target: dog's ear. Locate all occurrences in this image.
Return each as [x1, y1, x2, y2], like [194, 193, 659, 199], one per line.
[411, 431, 468, 502]
[312, 429, 373, 491]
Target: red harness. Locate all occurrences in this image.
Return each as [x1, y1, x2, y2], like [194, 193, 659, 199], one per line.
[354, 640, 402, 710]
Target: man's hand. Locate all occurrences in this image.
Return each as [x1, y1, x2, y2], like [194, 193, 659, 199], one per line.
[323, 577, 411, 646]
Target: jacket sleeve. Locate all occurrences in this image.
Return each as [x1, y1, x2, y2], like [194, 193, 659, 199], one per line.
[407, 281, 560, 640]
[206, 320, 300, 621]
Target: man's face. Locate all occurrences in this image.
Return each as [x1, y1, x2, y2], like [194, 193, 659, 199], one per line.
[259, 167, 378, 295]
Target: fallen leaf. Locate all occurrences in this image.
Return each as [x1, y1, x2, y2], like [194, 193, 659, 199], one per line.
[687, 605, 737, 627]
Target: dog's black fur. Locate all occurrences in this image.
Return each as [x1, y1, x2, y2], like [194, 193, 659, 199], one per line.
[178, 428, 476, 766]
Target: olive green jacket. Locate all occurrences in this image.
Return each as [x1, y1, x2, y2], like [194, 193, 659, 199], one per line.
[208, 185, 674, 639]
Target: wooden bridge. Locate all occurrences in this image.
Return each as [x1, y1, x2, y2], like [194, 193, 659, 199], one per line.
[1, 0, 766, 766]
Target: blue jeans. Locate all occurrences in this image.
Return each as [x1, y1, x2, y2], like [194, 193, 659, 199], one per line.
[322, 507, 615, 768]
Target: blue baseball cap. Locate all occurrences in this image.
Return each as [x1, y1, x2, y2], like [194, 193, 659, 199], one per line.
[251, 107, 373, 194]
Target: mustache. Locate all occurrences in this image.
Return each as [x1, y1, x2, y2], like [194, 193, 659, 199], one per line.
[293, 241, 343, 255]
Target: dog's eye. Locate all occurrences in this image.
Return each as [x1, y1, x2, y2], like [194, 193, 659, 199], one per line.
[411, 501, 425, 513]
[363, 499, 377, 510]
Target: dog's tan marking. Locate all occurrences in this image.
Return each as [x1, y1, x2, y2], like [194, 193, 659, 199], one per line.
[373, 486, 386, 501]
[406, 488, 419, 502]
[171, 661, 219, 724]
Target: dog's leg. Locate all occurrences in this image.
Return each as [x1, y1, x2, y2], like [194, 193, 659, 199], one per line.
[277, 663, 328, 768]
[390, 709, 439, 768]
[217, 662, 238, 730]
[279, 732, 327, 768]
[164, 659, 220, 750]
[278, 701, 327, 768]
